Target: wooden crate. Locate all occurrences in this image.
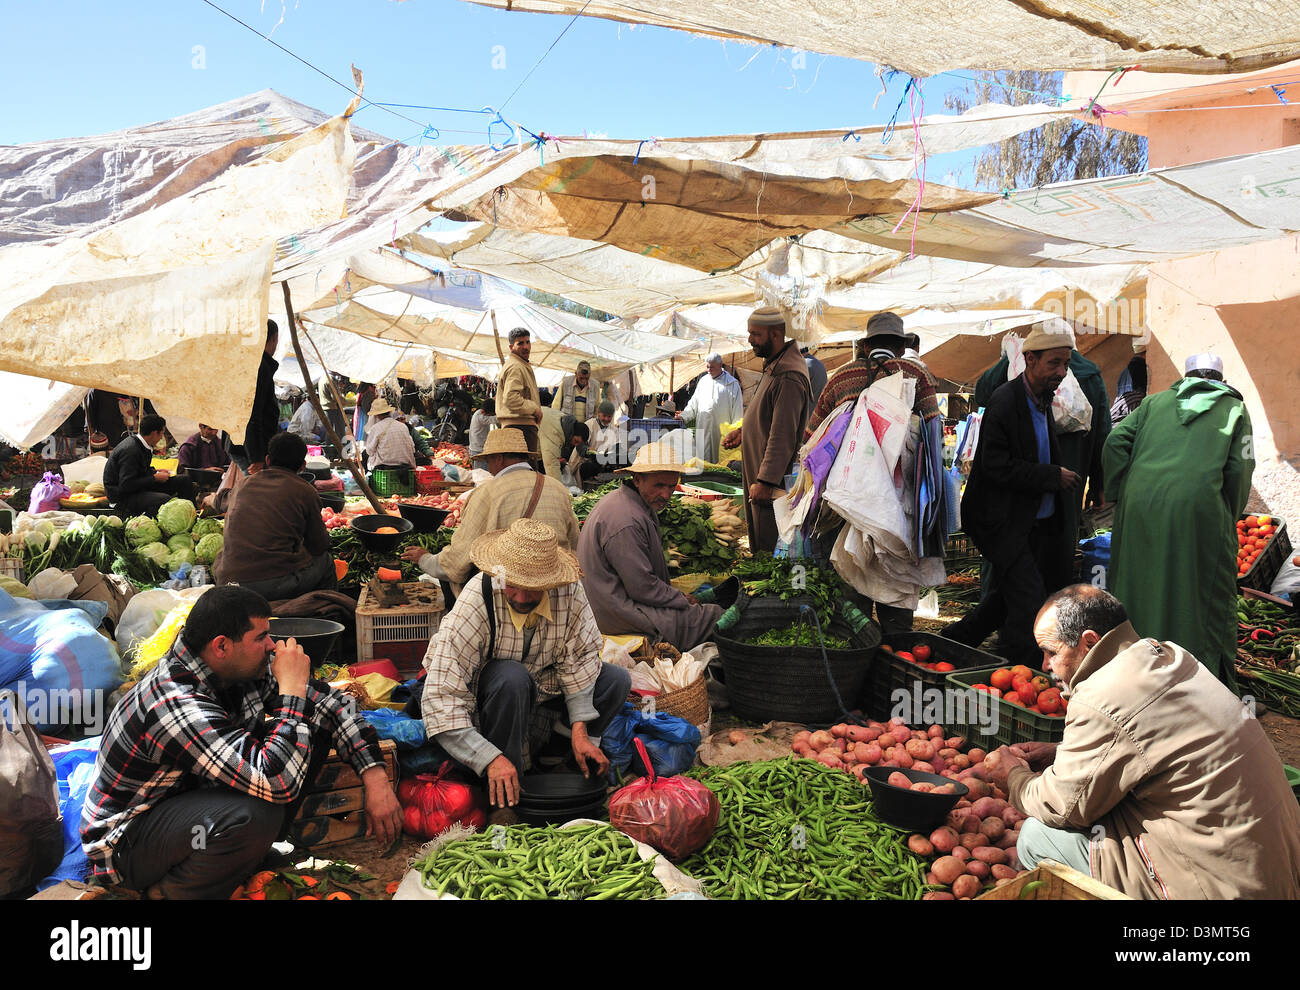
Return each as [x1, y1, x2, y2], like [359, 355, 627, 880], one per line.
[977, 860, 1130, 900]
[291, 738, 398, 849]
[0, 557, 23, 583]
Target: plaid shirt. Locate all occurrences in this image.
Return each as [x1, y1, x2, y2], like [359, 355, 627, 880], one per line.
[81, 638, 384, 886]
[420, 576, 604, 772]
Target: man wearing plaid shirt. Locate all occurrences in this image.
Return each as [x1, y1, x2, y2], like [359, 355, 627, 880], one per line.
[81, 585, 403, 899]
[417, 519, 632, 815]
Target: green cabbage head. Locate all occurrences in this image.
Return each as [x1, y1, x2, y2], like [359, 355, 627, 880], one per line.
[157, 498, 197, 536]
[191, 518, 224, 539]
[195, 533, 224, 564]
[138, 542, 170, 567]
[125, 516, 162, 548]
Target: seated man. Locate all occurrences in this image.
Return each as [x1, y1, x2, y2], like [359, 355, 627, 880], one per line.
[417, 519, 632, 816]
[401, 428, 578, 592]
[177, 423, 232, 473]
[103, 413, 197, 516]
[81, 585, 402, 899]
[577, 440, 721, 651]
[584, 400, 628, 473]
[215, 431, 336, 601]
[363, 397, 416, 471]
[286, 399, 326, 445]
[981, 584, 1300, 899]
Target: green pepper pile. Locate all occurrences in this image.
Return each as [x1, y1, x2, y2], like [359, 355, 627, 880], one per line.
[1235, 594, 1300, 715]
[680, 758, 929, 900]
[329, 526, 452, 588]
[410, 823, 666, 900]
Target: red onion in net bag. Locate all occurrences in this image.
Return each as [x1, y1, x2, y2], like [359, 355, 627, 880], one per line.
[608, 737, 719, 860]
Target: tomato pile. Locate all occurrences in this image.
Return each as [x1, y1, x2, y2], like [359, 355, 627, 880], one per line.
[1237, 514, 1279, 578]
[881, 642, 955, 673]
[432, 442, 469, 464]
[967, 665, 1067, 717]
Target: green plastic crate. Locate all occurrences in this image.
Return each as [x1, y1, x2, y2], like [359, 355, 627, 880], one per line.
[865, 632, 1003, 726]
[369, 468, 414, 497]
[1285, 764, 1300, 805]
[943, 664, 1067, 748]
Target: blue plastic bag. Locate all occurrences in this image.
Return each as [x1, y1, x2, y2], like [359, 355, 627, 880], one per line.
[37, 736, 103, 891]
[360, 708, 426, 750]
[1079, 532, 1111, 591]
[600, 702, 701, 782]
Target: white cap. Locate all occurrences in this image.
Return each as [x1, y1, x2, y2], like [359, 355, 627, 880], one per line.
[1021, 317, 1076, 353]
[1184, 353, 1224, 375]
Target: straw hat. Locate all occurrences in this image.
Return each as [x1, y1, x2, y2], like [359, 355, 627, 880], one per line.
[369, 397, 395, 416]
[470, 518, 581, 590]
[471, 428, 539, 460]
[617, 439, 688, 476]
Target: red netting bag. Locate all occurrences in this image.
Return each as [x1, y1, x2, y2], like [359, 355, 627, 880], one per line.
[608, 737, 719, 860]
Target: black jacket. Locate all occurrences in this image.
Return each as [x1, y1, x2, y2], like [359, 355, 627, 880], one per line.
[960, 374, 1064, 560]
[103, 435, 156, 504]
[243, 353, 280, 464]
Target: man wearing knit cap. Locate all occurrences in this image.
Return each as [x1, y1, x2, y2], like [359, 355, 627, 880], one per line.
[722, 307, 812, 554]
[945, 318, 1079, 665]
[676, 352, 743, 463]
[1103, 352, 1254, 692]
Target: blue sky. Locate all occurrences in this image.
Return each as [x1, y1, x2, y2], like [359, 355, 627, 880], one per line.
[3, 0, 982, 184]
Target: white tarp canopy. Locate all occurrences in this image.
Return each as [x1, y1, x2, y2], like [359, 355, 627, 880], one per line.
[459, 0, 1300, 75]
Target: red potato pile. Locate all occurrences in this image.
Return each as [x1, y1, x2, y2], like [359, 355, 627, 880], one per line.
[912, 787, 1027, 900]
[791, 719, 989, 790]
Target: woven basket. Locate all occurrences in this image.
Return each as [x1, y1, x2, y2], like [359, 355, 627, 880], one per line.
[628, 674, 710, 728]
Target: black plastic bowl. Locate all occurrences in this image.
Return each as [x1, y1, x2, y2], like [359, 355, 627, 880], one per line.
[349, 513, 414, 553]
[319, 491, 345, 513]
[397, 502, 449, 533]
[267, 617, 345, 664]
[863, 767, 969, 832]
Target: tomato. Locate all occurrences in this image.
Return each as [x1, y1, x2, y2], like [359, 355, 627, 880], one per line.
[973, 683, 991, 693]
[896, 651, 915, 663]
[1030, 675, 1051, 694]
[989, 687, 1003, 699]
[1036, 688, 1062, 714]
[1003, 691, 1023, 707]
[1016, 682, 1038, 707]
[1009, 665, 1034, 683]
[990, 668, 1013, 691]
[934, 661, 955, 672]
[912, 644, 932, 663]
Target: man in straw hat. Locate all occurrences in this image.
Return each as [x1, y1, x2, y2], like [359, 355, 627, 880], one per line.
[496, 327, 543, 460]
[944, 317, 1080, 666]
[362, 395, 416, 470]
[418, 519, 632, 812]
[1102, 352, 1254, 693]
[578, 440, 723, 650]
[401, 427, 579, 592]
[721, 306, 812, 554]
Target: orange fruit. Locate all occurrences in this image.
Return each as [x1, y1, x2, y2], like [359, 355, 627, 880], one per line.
[297, 895, 320, 900]
[246, 870, 276, 895]
[374, 526, 399, 534]
[1245, 515, 1260, 528]
[385, 880, 401, 896]
[230, 885, 247, 900]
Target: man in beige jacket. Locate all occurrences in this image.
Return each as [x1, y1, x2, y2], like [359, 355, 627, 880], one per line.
[496, 328, 542, 459]
[983, 584, 1300, 899]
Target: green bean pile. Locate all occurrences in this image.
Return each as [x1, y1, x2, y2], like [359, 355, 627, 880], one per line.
[680, 758, 928, 900]
[411, 823, 666, 900]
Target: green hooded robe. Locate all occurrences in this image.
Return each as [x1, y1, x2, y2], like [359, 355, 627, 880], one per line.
[1103, 377, 1254, 690]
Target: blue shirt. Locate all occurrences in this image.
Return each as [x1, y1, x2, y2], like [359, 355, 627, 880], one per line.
[1023, 378, 1055, 519]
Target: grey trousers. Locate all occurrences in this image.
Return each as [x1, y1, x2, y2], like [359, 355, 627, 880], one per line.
[1017, 816, 1093, 875]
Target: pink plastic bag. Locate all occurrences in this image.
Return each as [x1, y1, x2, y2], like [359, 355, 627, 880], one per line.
[28, 473, 70, 514]
[608, 737, 719, 861]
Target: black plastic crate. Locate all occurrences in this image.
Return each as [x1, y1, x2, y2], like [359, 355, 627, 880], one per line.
[943, 531, 981, 572]
[864, 632, 1003, 725]
[1238, 513, 1290, 592]
[944, 665, 1067, 748]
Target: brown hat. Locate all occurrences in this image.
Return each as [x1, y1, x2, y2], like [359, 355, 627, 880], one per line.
[1021, 317, 1075, 352]
[470, 518, 581, 590]
[864, 311, 905, 342]
[471, 428, 540, 460]
[369, 397, 395, 416]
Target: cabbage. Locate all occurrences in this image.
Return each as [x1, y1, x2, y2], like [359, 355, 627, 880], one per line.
[195, 533, 224, 564]
[157, 498, 197, 536]
[125, 516, 162, 548]
[103, 515, 124, 528]
[138, 542, 170, 567]
[191, 518, 224, 539]
[167, 534, 194, 554]
[168, 547, 196, 572]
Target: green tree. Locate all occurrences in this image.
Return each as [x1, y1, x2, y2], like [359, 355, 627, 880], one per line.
[944, 70, 1147, 190]
[521, 287, 616, 323]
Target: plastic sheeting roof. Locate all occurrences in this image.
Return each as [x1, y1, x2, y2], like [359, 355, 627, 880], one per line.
[459, 0, 1300, 75]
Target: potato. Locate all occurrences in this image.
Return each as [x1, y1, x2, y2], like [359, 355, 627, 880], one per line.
[931, 856, 967, 886]
[844, 725, 871, 743]
[792, 741, 812, 757]
[930, 755, 946, 774]
[922, 891, 955, 900]
[953, 798, 972, 811]
[972, 846, 1008, 865]
[912, 761, 935, 774]
[944, 736, 965, 750]
[949, 754, 971, 771]
[887, 771, 913, 789]
[938, 747, 959, 761]
[809, 730, 834, 752]
[980, 818, 1007, 842]
[927, 724, 945, 739]
[793, 730, 812, 745]
[949, 845, 971, 862]
[965, 860, 990, 880]
[961, 832, 985, 851]
[817, 753, 843, 768]
[990, 864, 1018, 881]
[957, 813, 982, 834]
[862, 742, 883, 764]
[968, 748, 987, 763]
[924, 870, 941, 886]
[910, 782, 934, 793]
[910, 729, 928, 741]
[962, 777, 991, 800]
[992, 786, 1009, 802]
[851, 764, 869, 783]
[971, 797, 1000, 819]
[831, 723, 849, 738]
[952, 874, 981, 899]
[863, 726, 883, 742]
[995, 831, 1018, 850]
[933, 783, 957, 794]
[1001, 807, 1026, 827]
[893, 751, 915, 770]
[728, 730, 746, 746]
[1007, 849, 1022, 872]
[928, 826, 959, 853]
[906, 833, 935, 857]
[890, 726, 912, 746]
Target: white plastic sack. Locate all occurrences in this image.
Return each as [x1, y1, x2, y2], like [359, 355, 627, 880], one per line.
[114, 586, 210, 658]
[26, 568, 77, 601]
[392, 818, 704, 900]
[1052, 369, 1093, 434]
[60, 455, 107, 487]
[1270, 557, 1300, 600]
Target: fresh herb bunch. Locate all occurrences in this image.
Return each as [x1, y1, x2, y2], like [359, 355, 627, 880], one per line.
[572, 480, 621, 523]
[744, 625, 851, 649]
[657, 497, 738, 574]
[732, 555, 848, 626]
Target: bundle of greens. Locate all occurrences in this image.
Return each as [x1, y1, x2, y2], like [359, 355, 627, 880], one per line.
[657, 497, 738, 574]
[732, 555, 848, 627]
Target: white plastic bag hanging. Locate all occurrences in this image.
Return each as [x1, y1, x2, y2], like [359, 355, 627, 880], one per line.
[1051, 369, 1093, 434]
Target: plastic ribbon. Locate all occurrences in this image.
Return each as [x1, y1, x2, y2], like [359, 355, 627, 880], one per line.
[1272, 84, 1290, 106]
[482, 106, 516, 152]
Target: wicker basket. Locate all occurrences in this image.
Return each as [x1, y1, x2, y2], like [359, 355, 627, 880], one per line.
[0, 557, 22, 583]
[628, 674, 710, 728]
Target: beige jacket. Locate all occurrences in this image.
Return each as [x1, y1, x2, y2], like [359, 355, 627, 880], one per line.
[497, 354, 541, 429]
[1009, 621, 1300, 899]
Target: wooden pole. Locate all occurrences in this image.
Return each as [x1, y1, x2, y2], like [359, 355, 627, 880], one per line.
[490, 310, 506, 364]
[280, 281, 386, 515]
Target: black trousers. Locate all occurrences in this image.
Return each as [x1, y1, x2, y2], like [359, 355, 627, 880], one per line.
[112, 727, 334, 900]
[114, 476, 198, 517]
[416, 660, 632, 776]
[946, 515, 1068, 666]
